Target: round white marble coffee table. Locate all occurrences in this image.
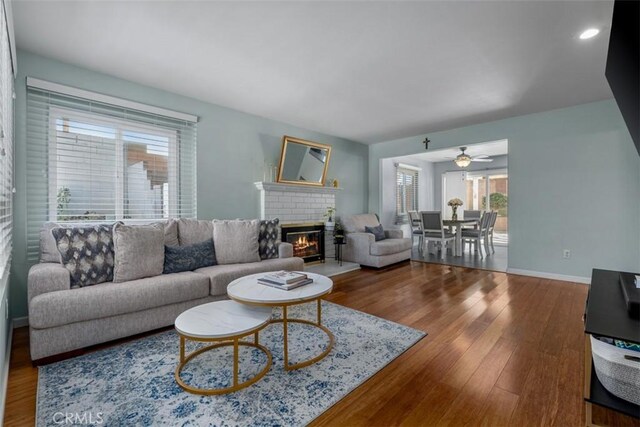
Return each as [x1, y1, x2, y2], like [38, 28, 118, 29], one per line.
[227, 272, 334, 371]
[174, 300, 273, 395]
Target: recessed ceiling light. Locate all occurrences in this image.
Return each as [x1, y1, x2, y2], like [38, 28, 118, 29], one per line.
[579, 28, 600, 40]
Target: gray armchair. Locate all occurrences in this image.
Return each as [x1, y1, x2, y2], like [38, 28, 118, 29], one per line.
[342, 214, 412, 268]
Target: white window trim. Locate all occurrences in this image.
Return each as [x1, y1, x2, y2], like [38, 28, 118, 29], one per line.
[48, 106, 179, 223]
[395, 165, 419, 224]
[27, 77, 197, 123]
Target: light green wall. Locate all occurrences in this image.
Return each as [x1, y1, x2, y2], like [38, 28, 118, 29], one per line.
[10, 50, 369, 318]
[370, 100, 640, 279]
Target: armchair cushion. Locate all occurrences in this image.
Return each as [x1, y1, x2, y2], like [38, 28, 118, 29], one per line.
[343, 214, 380, 233]
[370, 238, 412, 256]
[384, 229, 404, 239]
[365, 224, 386, 241]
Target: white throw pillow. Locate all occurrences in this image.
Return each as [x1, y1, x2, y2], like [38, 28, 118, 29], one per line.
[213, 219, 260, 264]
[113, 223, 165, 282]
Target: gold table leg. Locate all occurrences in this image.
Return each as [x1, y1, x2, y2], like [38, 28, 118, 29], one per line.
[283, 305, 289, 368]
[175, 330, 272, 396]
[273, 298, 334, 371]
[233, 338, 239, 387]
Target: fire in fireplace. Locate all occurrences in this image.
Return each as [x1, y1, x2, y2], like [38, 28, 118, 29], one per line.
[289, 231, 320, 258]
[281, 224, 325, 263]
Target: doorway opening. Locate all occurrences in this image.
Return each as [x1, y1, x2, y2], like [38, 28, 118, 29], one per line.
[379, 139, 508, 272]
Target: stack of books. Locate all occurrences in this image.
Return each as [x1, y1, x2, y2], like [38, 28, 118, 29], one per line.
[258, 271, 313, 290]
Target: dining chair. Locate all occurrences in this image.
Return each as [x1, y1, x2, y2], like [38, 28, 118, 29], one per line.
[408, 211, 423, 250]
[462, 210, 483, 230]
[486, 211, 498, 254]
[461, 211, 491, 258]
[464, 210, 482, 220]
[420, 211, 455, 260]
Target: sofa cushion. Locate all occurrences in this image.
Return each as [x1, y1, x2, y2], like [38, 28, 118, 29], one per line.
[51, 224, 117, 288]
[161, 219, 180, 247]
[113, 223, 165, 282]
[40, 222, 61, 263]
[259, 218, 280, 260]
[177, 218, 214, 246]
[29, 271, 210, 329]
[213, 219, 260, 264]
[365, 224, 386, 241]
[163, 239, 216, 274]
[195, 257, 304, 296]
[370, 238, 412, 256]
[343, 213, 380, 233]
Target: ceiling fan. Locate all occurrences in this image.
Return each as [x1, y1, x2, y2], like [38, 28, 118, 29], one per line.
[450, 147, 493, 168]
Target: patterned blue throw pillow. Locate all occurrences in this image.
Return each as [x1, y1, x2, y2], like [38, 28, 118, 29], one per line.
[365, 224, 386, 241]
[259, 218, 280, 260]
[52, 224, 117, 288]
[163, 239, 216, 274]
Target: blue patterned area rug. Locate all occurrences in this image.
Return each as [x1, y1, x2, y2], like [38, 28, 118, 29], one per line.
[37, 301, 425, 426]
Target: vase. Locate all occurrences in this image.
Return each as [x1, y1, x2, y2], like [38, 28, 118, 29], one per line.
[451, 206, 458, 221]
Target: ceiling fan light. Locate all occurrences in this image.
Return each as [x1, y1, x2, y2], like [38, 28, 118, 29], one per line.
[454, 155, 472, 168]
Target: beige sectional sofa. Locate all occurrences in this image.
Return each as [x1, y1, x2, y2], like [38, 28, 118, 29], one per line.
[28, 219, 303, 361]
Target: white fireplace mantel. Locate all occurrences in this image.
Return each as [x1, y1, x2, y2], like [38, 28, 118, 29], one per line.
[255, 181, 341, 259]
[254, 182, 342, 194]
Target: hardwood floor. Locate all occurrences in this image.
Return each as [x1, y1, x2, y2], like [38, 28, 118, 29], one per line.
[4, 261, 640, 426]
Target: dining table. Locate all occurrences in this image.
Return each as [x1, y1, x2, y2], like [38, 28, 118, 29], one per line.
[443, 218, 478, 256]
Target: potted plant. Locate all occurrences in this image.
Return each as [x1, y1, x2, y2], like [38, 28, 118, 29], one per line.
[324, 206, 336, 231]
[333, 220, 345, 244]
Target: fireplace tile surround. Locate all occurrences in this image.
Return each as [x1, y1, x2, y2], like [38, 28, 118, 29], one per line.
[255, 182, 341, 260]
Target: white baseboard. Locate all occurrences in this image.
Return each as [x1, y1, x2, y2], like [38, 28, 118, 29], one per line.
[12, 316, 28, 328]
[0, 319, 14, 424]
[506, 268, 590, 284]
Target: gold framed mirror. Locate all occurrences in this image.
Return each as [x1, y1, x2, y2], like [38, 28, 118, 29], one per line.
[277, 136, 332, 186]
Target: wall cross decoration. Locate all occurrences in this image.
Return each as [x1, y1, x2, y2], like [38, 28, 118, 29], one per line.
[422, 137, 430, 150]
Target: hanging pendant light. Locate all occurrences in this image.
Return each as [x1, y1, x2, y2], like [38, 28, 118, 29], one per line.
[454, 147, 472, 168]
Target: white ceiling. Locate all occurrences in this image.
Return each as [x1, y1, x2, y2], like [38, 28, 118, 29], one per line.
[406, 139, 508, 163]
[12, 1, 614, 144]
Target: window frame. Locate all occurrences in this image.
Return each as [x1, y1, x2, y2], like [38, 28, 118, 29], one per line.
[395, 166, 419, 224]
[48, 106, 179, 223]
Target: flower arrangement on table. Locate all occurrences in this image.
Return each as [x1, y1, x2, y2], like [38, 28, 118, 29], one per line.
[447, 198, 463, 220]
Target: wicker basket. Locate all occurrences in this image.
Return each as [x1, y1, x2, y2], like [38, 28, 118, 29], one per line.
[590, 335, 640, 405]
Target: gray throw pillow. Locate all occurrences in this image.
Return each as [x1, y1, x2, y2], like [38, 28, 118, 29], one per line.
[113, 223, 165, 283]
[213, 219, 260, 264]
[51, 224, 117, 288]
[259, 218, 280, 260]
[176, 218, 214, 246]
[365, 224, 386, 241]
[163, 239, 216, 274]
[40, 222, 61, 263]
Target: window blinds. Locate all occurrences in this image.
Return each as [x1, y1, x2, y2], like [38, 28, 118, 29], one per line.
[26, 81, 198, 262]
[0, 1, 14, 280]
[395, 166, 419, 224]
